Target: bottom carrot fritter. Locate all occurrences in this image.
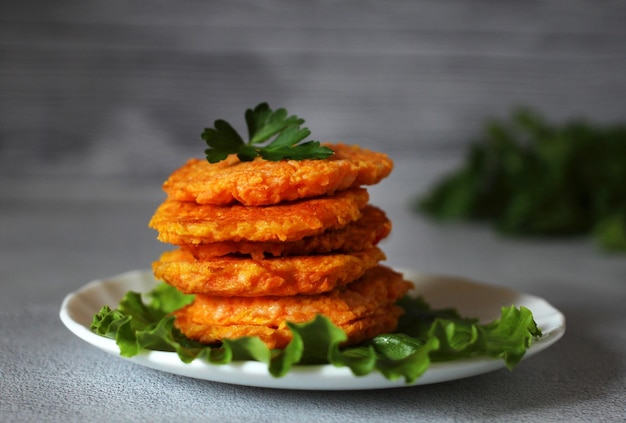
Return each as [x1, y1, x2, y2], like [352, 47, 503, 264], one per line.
[173, 265, 413, 349]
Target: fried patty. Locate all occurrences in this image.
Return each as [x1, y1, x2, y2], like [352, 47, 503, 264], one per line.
[181, 205, 391, 259]
[162, 144, 393, 206]
[153, 246, 385, 296]
[173, 265, 412, 349]
[149, 188, 369, 244]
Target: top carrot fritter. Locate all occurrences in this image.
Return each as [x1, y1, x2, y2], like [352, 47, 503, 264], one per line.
[162, 143, 393, 206]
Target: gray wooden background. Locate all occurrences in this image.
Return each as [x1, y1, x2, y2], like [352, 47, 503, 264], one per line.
[2, 1, 625, 179]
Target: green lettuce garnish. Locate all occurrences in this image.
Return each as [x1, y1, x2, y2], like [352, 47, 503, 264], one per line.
[91, 283, 542, 383]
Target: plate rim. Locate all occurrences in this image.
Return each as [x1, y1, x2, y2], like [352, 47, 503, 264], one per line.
[59, 269, 565, 390]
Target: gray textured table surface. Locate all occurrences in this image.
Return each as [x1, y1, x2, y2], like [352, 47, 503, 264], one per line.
[2, 1, 626, 421]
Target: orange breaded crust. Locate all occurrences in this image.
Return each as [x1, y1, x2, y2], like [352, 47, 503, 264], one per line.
[149, 188, 369, 244]
[162, 144, 393, 206]
[181, 205, 391, 259]
[173, 265, 413, 348]
[153, 246, 386, 296]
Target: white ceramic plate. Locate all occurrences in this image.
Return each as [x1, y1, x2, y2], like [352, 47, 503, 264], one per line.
[60, 269, 565, 390]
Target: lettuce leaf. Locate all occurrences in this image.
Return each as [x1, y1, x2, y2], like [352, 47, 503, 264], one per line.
[91, 283, 542, 383]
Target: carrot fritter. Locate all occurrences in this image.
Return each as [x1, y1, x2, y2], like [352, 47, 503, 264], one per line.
[175, 306, 402, 350]
[181, 205, 391, 259]
[173, 265, 413, 349]
[153, 246, 386, 296]
[149, 188, 369, 244]
[162, 144, 393, 206]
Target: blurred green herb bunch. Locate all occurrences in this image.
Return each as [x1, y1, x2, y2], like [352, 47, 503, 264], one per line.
[417, 108, 626, 252]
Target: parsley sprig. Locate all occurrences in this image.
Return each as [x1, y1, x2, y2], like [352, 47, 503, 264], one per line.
[201, 103, 334, 163]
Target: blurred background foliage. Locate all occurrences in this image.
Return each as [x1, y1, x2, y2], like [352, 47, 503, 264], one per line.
[417, 109, 626, 252]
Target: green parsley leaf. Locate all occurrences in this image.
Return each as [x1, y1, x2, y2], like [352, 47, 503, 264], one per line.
[91, 283, 543, 383]
[202, 103, 334, 163]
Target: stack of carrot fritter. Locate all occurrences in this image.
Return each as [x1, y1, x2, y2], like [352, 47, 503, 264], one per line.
[149, 144, 413, 349]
